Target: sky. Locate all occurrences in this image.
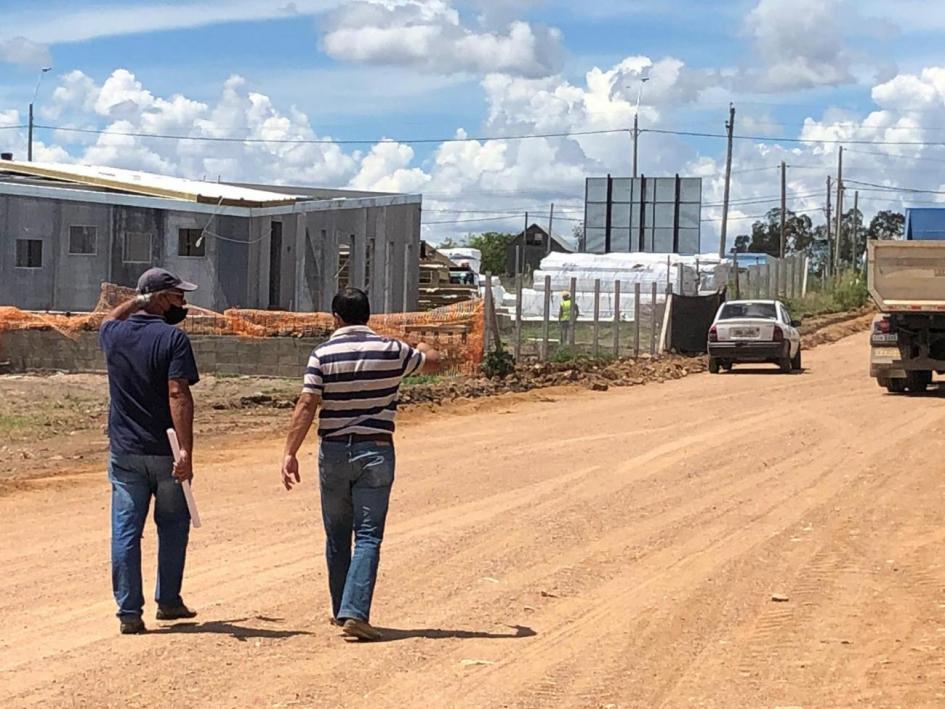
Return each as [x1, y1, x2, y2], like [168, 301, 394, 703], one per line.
[1, 0, 944, 252]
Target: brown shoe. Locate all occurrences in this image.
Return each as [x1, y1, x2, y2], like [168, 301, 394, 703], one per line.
[156, 604, 197, 621]
[120, 616, 146, 635]
[341, 618, 382, 641]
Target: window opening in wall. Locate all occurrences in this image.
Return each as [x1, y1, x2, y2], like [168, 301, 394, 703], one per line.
[178, 228, 205, 257]
[336, 245, 351, 290]
[123, 231, 152, 263]
[16, 239, 43, 268]
[69, 226, 97, 255]
[268, 221, 283, 310]
[365, 237, 375, 291]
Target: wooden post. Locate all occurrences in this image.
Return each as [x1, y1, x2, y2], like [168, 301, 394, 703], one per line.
[592, 278, 600, 358]
[650, 281, 659, 356]
[613, 280, 621, 358]
[569, 276, 577, 348]
[484, 273, 501, 351]
[732, 249, 740, 299]
[745, 268, 752, 300]
[633, 282, 641, 357]
[484, 272, 493, 350]
[514, 258, 523, 360]
[541, 275, 551, 361]
[676, 262, 684, 295]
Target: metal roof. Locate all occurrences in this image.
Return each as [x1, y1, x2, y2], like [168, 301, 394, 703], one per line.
[0, 160, 303, 207]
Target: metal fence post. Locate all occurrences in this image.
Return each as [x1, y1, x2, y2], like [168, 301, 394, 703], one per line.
[634, 282, 641, 358]
[613, 280, 621, 358]
[569, 276, 577, 348]
[592, 279, 600, 358]
[541, 275, 551, 361]
[514, 264, 523, 361]
[650, 281, 659, 356]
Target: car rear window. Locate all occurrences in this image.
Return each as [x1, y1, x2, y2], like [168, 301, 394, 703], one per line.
[719, 303, 777, 320]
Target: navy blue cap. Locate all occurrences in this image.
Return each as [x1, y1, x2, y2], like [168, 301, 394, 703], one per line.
[136, 267, 198, 294]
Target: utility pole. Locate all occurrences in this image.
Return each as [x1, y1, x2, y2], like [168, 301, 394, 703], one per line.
[718, 103, 735, 259]
[28, 66, 53, 162]
[825, 176, 832, 276]
[779, 160, 787, 259]
[852, 190, 859, 273]
[833, 146, 844, 275]
[546, 203, 555, 255]
[631, 77, 649, 178]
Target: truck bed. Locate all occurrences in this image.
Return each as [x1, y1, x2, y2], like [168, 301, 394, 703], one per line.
[868, 240, 945, 312]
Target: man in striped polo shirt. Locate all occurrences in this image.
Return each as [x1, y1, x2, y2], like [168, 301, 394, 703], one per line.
[280, 287, 440, 641]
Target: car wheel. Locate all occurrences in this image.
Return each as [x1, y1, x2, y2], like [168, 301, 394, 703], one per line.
[791, 347, 802, 371]
[708, 356, 720, 374]
[779, 356, 792, 373]
[884, 378, 906, 393]
[906, 370, 932, 393]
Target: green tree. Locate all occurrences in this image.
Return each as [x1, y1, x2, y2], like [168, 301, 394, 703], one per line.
[838, 207, 865, 266]
[740, 208, 815, 256]
[465, 231, 513, 274]
[867, 210, 904, 241]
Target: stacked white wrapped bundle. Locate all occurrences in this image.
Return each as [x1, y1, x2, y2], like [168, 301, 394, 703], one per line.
[533, 252, 699, 297]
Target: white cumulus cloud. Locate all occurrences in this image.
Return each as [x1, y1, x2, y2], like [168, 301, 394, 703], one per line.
[321, 0, 563, 77]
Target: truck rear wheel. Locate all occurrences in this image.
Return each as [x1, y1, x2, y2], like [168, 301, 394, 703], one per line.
[906, 370, 932, 393]
[883, 378, 906, 393]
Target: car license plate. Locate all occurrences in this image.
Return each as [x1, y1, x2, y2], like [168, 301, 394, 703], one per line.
[872, 346, 900, 361]
[732, 327, 759, 338]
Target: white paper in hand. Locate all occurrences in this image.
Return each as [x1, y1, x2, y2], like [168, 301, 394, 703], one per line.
[166, 428, 202, 528]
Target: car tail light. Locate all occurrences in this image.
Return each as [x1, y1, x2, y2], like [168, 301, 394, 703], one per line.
[772, 325, 784, 342]
[708, 324, 718, 342]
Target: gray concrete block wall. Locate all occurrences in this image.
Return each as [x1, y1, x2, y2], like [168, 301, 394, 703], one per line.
[0, 330, 325, 379]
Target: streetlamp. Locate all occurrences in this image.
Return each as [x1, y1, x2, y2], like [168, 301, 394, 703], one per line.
[28, 66, 53, 162]
[631, 76, 649, 178]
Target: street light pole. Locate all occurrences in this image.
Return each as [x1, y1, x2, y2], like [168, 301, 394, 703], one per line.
[28, 66, 53, 162]
[631, 77, 649, 178]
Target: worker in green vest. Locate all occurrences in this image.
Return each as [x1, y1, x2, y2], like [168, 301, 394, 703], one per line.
[558, 292, 578, 348]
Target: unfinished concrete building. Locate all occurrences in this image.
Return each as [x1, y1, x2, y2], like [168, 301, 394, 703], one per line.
[0, 160, 422, 313]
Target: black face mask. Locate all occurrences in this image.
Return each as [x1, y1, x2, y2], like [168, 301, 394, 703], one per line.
[164, 305, 188, 325]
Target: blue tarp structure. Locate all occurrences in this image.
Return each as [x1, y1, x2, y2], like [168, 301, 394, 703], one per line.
[906, 208, 945, 240]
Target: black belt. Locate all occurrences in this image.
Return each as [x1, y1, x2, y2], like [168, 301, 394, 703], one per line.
[322, 433, 393, 445]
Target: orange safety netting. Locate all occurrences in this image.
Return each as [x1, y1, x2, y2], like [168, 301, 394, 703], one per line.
[0, 282, 485, 374]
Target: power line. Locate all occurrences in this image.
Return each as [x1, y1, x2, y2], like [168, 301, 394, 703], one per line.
[34, 123, 629, 146]
[844, 178, 945, 196]
[844, 148, 945, 164]
[642, 127, 945, 147]
[0, 124, 27, 130]
[701, 207, 822, 223]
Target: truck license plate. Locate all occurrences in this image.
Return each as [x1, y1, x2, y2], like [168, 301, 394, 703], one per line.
[872, 346, 900, 361]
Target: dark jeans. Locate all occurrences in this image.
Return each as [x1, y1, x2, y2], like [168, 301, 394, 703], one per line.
[318, 439, 395, 622]
[108, 453, 190, 619]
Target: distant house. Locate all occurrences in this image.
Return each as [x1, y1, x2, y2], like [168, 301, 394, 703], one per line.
[505, 224, 575, 277]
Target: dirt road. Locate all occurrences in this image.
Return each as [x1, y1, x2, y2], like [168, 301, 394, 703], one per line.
[3, 331, 945, 708]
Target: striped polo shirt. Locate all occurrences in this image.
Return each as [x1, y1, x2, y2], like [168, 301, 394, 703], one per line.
[302, 325, 425, 438]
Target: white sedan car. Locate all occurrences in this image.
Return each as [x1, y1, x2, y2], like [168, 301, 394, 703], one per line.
[707, 299, 802, 373]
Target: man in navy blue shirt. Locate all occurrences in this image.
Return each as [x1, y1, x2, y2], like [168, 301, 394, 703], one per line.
[99, 267, 200, 635]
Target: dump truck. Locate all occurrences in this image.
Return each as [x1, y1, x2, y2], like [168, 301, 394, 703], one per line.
[868, 238, 945, 393]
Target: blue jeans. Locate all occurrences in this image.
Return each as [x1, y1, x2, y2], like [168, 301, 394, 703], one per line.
[108, 453, 190, 619]
[318, 439, 395, 623]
